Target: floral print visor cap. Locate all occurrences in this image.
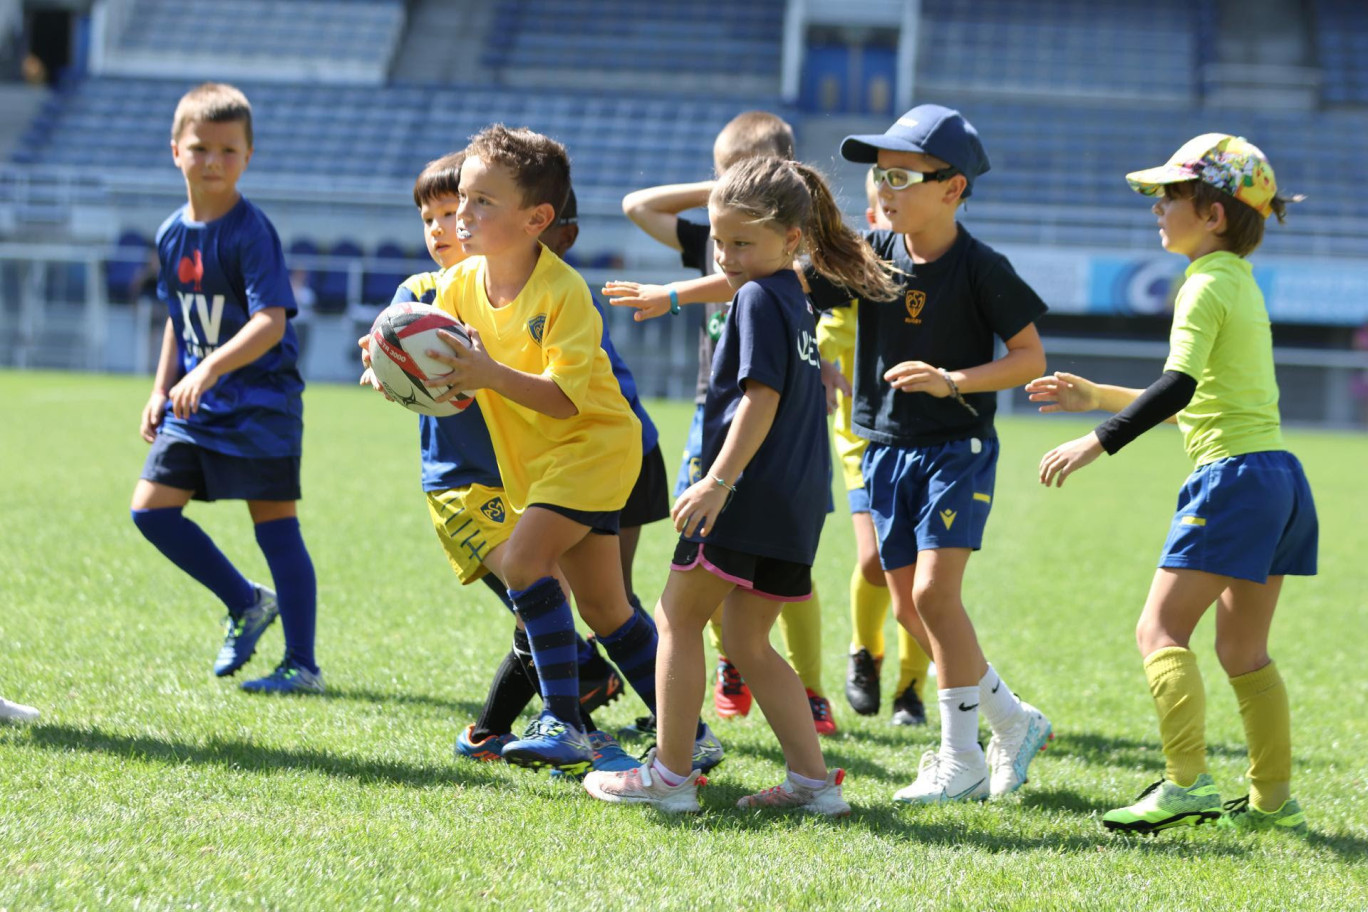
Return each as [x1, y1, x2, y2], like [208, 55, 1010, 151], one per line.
[1125, 133, 1278, 219]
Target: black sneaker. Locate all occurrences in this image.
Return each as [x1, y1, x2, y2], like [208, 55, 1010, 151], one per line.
[617, 714, 656, 742]
[891, 681, 927, 727]
[845, 648, 882, 716]
[578, 637, 624, 714]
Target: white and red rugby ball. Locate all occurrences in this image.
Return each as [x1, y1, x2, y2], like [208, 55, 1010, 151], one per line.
[368, 301, 476, 417]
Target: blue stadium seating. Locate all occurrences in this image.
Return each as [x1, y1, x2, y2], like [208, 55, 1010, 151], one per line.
[1314, 0, 1368, 104]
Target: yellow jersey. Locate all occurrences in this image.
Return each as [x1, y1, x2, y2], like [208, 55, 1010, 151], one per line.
[434, 246, 641, 512]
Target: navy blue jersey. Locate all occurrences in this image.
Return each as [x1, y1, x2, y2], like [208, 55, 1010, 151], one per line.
[155, 197, 303, 459]
[690, 270, 829, 565]
[395, 274, 657, 491]
[807, 225, 1047, 447]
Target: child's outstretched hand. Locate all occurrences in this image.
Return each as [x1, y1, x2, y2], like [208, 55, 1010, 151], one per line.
[1025, 371, 1100, 413]
[428, 326, 497, 402]
[602, 282, 672, 321]
[139, 390, 168, 443]
[672, 477, 731, 538]
[1039, 432, 1104, 488]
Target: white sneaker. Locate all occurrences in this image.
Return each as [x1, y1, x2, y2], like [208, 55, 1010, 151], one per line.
[0, 697, 40, 724]
[737, 768, 851, 817]
[985, 701, 1052, 798]
[583, 748, 701, 813]
[893, 749, 989, 804]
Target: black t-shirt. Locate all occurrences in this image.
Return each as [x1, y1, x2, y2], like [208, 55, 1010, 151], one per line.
[691, 270, 829, 565]
[806, 225, 1048, 447]
[678, 217, 729, 405]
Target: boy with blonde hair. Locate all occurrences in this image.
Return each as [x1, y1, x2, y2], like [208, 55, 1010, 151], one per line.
[1031, 134, 1314, 834]
[131, 82, 321, 694]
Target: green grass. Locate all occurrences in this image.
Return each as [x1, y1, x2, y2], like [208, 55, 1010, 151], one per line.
[2, 369, 1366, 912]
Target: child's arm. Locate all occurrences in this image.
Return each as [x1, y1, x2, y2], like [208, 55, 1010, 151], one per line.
[140, 318, 181, 442]
[621, 182, 714, 251]
[1026, 371, 1143, 414]
[428, 328, 577, 419]
[167, 308, 287, 419]
[602, 273, 734, 321]
[673, 380, 780, 537]
[884, 323, 1047, 398]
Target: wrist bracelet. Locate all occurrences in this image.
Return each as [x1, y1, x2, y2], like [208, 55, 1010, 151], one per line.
[938, 368, 980, 417]
[668, 287, 681, 315]
[710, 473, 737, 492]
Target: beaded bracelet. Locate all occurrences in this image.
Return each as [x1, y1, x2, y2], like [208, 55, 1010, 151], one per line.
[668, 287, 681, 315]
[938, 368, 980, 417]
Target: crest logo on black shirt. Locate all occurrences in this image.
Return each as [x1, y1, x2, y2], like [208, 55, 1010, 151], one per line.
[527, 314, 547, 345]
[904, 290, 926, 324]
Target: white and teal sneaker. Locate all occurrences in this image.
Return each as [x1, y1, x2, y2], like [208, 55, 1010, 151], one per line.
[894, 749, 990, 805]
[0, 697, 40, 724]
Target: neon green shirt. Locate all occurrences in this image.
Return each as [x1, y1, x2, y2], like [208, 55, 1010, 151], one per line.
[1164, 250, 1284, 467]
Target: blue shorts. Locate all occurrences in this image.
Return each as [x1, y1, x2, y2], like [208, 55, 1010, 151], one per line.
[847, 484, 871, 515]
[673, 403, 706, 497]
[1159, 451, 1318, 583]
[141, 433, 300, 502]
[863, 437, 998, 571]
[529, 502, 620, 536]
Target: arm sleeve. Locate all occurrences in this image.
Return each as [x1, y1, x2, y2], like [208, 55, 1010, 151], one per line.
[391, 272, 438, 305]
[1164, 274, 1222, 379]
[541, 278, 601, 411]
[676, 217, 710, 272]
[240, 216, 297, 317]
[974, 255, 1048, 342]
[1093, 370, 1197, 455]
[734, 285, 787, 394]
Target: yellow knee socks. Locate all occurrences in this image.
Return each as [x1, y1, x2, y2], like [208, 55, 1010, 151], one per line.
[1143, 646, 1207, 787]
[778, 592, 823, 695]
[1230, 661, 1292, 811]
[849, 568, 889, 657]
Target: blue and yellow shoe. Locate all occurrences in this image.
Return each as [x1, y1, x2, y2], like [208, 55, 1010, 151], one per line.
[1102, 775, 1222, 834]
[502, 711, 592, 776]
[1216, 795, 1307, 834]
[214, 584, 279, 677]
[239, 658, 324, 695]
[550, 730, 640, 780]
[693, 723, 725, 773]
[454, 724, 515, 763]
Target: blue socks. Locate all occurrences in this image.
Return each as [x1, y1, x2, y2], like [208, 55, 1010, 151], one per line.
[479, 572, 516, 613]
[131, 508, 256, 613]
[254, 517, 318, 674]
[598, 604, 658, 715]
[510, 576, 581, 726]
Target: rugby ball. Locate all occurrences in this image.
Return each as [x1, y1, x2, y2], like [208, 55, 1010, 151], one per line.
[368, 301, 476, 417]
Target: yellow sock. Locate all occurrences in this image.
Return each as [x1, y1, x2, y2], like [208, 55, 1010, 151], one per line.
[778, 591, 823, 695]
[707, 612, 725, 655]
[1230, 661, 1292, 812]
[849, 568, 889, 656]
[1143, 646, 1207, 786]
[895, 626, 930, 698]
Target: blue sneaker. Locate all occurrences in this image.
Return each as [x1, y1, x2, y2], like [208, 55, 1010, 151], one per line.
[502, 711, 592, 775]
[240, 659, 325, 695]
[454, 724, 515, 763]
[693, 722, 725, 773]
[214, 584, 279, 677]
[550, 730, 641, 780]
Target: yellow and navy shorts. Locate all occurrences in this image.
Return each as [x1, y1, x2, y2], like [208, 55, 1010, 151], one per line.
[425, 483, 520, 584]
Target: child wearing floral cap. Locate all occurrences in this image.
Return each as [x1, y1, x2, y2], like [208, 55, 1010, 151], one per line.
[1027, 134, 1314, 835]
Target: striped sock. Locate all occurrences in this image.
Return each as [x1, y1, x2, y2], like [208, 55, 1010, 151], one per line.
[510, 576, 580, 726]
[598, 604, 658, 715]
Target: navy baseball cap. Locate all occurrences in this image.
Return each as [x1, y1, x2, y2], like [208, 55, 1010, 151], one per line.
[841, 104, 991, 198]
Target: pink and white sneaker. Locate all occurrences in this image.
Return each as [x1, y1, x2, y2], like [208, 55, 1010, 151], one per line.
[737, 768, 851, 816]
[583, 748, 702, 813]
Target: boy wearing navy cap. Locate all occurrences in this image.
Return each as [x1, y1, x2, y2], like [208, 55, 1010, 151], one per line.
[806, 104, 1054, 804]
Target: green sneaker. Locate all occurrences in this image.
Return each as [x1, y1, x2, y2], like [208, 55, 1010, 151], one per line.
[1216, 795, 1307, 834]
[1102, 774, 1222, 834]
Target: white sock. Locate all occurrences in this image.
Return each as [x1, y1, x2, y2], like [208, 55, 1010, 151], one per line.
[938, 685, 982, 756]
[651, 756, 687, 787]
[788, 768, 827, 790]
[979, 664, 1024, 733]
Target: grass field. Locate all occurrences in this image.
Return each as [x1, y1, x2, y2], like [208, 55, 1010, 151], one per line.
[2, 368, 1366, 912]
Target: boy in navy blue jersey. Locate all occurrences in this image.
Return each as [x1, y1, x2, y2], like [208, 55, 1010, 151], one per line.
[806, 104, 1053, 803]
[131, 83, 321, 694]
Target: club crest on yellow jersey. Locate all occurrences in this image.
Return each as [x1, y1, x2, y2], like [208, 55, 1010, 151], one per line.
[527, 314, 547, 345]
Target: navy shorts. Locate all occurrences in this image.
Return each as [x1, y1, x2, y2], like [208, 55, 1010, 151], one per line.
[847, 484, 871, 515]
[863, 437, 998, 571]
[621, 443, 671, 528]
[530, 502, 620, 535]
[673, 403, 706, 497]
[671, 539, 812, 602]
[141, 433, 300, 502]
[1159, 450, 1318, 583]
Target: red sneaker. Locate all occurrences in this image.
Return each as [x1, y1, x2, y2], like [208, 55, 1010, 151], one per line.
[808, 689, 837, 736]
[713, 656, 752, 718]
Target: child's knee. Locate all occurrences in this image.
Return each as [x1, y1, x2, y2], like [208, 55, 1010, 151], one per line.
[499, 540, 556, 591]
[858, 551, 884, 587]
[1215, 637, 1269, 678]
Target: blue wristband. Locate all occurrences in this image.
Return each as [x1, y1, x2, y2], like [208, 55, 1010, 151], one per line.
[668, 287, 680, 315]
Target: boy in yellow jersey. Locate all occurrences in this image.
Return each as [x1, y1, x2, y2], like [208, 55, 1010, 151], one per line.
[429, 125, 719, 774]
[617, 110, 836, 735]
[826, 169, 932, 726]
[1032, 134, 1315, 835]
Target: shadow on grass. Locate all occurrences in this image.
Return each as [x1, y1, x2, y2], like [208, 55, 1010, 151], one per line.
[720, 738, 909, 785]
[1047, 730, 1302, 768]
[317, 685, 486, 718]
[22, 723, 516, 791]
